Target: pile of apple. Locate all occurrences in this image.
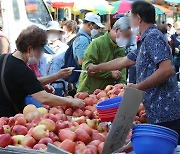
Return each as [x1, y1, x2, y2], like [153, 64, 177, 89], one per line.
[0, 104, 109, 154]
[134, 103, 147, 124]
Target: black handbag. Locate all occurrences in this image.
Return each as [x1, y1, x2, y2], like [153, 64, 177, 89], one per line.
[1, 54, 20, 113]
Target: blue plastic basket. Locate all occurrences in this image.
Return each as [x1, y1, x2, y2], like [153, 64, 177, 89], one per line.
[96, 96, 122, 110]
[25, 96, 42, 108]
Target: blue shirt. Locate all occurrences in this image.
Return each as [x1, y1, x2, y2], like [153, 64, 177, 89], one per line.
[73, 29, 91, 59]
[127, 25, 180, 124]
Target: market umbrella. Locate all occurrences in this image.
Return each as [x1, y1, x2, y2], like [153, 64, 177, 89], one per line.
[117, 0, 131, 14]
[94, 3, 114, 15]
[51, 0, 74, 8]
[153, 4, 173, 15]
[111, 0, 121, 14]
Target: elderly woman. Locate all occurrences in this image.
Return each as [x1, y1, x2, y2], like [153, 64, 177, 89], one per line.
[0, 25, 84, 117]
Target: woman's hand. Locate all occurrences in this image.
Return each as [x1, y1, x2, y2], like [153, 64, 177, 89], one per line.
[87, 64, 98, 75]
[44, 84, 55, 94]
[112, 70, 121, 80]
[70, 98, 85, 109]
[57, 68, 73, 79]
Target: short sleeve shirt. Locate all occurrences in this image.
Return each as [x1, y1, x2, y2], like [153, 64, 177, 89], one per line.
[127, 25, 180, 124]
[73, 29, 92, 59]
[0, 54, 43, 117]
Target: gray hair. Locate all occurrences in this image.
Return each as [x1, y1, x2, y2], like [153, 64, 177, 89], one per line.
[112, 17, 130, 31]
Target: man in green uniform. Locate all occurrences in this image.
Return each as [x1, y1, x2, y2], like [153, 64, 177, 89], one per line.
[77, 17, 132, 94]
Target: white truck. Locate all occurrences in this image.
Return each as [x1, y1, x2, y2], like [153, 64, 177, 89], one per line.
[0, 0, 52, 51]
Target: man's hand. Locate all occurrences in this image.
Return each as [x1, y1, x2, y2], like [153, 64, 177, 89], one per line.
[57, 68, 73, 79]
[87, 64, 98, 75]
[127, 83, 141, 90]
[44, 84, 55, 94]
[112, 70, 122, 80]
[70, 98, 85, 109]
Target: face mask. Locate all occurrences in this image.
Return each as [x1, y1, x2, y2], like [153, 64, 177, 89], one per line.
[116, 37, 129, 48]
[28, 55, 37, 65]
[131, 26, 140, 36]
[48, 33, 60, 42]
[91, 29, 99, 38]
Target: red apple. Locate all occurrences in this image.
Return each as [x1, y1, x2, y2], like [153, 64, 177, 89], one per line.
[75, 92, 89, 100]
[73, 109, 84, 117]
[114, 83, 125, 89]
[32, 117, 42, 125]
[3, 125, 11, 134]
[38, 137, 53, 145]
[33, 143, 47, 151]
[11, 125, 28, 136]
[72, 116, 86, 125]
[59, 129, 76, 142]
[12, 135, 25, 146]
[56, 120, 67, 132]
[0, 126, 4, 134]
[86, 145, 97, 154]
[37, 107, 48, 117]
[43, 113, 58, 123]
[78, 123, 92, 136]
[140, 113, 147, 123]
[55, 113, 67, 121]
[112, 87, 121, 95]
[89, 140, 101, 147]
[91, 133, 105, 142]
[60, 139, 75, 153]
[49, 132, 59, 142]
[84, 110, 93, 118]
[0, 134, 12, 147]
[75, 128, 91, 144]
[25, 123, 36, 130]
[85, 106, 96, 112]
[53, 141, 61, 148]
[118, 89, 124, 96]
[98, 97, 109, 102]
[0, 117, 9, 126]
[110, 94, 118, 98]
[8, 117, 15, 127]
[39, 119, 56, 132]
[15, 115, 27, 126]
[97, 91, 107, 100]
[93, 89, 102, 95]
[22, 135, 36, 148]
[41, 105, 51, 110]
[55, 106, 64, 114]
[32, 125, 49, 141]
[105, 85, 114, 93]
[49, 107, 61, 115]
[86, 119, 97, 129]
[75, 141, 86, 154]
[89, 94, 97, 99]
[23, 105, 37, 115]
[27, 128, 34, 136]
[84, 97, 98, 106]
[65, 108, 74, 116]
[25, 111, 40, 123]
[98, 142, 104, 154]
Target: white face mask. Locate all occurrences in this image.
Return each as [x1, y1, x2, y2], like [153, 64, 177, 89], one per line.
[116, 37, 129, 48]
[91, 29, 99, 38]
[131, 26, 140, 36]
[48, 33, 60, 42]
[28, 56, 37, 65]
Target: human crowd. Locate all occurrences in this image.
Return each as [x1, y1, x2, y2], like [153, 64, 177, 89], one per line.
[0, 1, 180, 143]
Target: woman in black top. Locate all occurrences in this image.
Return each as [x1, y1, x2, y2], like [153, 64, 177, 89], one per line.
[0, 26, 84, 117]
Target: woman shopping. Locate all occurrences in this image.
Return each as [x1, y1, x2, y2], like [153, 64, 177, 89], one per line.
[0, 25, 84, 117]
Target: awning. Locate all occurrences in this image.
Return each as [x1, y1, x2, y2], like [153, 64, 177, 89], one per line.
[51, 0, 74, 8]
[153, 4, 173, 15]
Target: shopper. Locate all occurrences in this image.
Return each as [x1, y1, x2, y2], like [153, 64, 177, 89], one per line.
[87, 1, 180, 143]
[77, 17, 131, 94]
[0, 26, 84, 117]
[73, 12, 104, 66]
[63, 20, 77, 44]
[0, 31, 9, 54]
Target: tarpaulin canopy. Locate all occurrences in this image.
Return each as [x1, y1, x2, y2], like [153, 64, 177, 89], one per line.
[50, 0, 74, 8]
[153, 4, 173, 15]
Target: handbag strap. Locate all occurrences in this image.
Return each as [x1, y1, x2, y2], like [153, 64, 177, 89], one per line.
[1, 54, 20, 113]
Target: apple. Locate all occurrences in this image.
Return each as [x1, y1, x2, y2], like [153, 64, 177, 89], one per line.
[97, 91, 107, 100]
[0, 118, 8, 126]
[49, 132, 59, 142]
[65, 108, 74, 116]
[72, 121, 79, 127]
[33, 143, 47, 151]
[71, 126, 77, 132]
[105, 85, 114, 93]
[59, 129, 76, 142]
[11, 125, 28, 136]
[138, 103, 145, 114]
[73, 109, 84, 117]
[55, 113, 67, 121]
[21, 135, 36, 148]
[89, 140, 101, 147]
[8, 117, 15, 127]
[98, 142, 104, 154]
[14, 115, 27, 126]
[98, 97, 109, 102]
[75, 92, 89, 100]
[114, 83, 125, 89]
[53, 141, 61, 148]
[23, 105, 37, 115]
[86, 145, 97, 154]
[0, 126, 4, 134]
[55, 106, 64, 114]
[38, 137, 53, 145]
[27, 128, 34, 136]
[44, 113, 58, 123]
[41, 105, 51, 110]
[91, 132, 105, 142]
[86, 119, 97, 129]
[32, 117, 42, 125]
[84, 110, 93, 118]
[32, 125, 49, 141]
[78, 123, 92, 136]
[72, 116, 86, 125]
[85, 106, 96, 112]
[56, 120, 67, 132]
[75, 141, 86, 154]
[25, 123, 36, 130]
[39, 119, 56, 132]
[12, 135, 25, 146]
[0, 134, 12, 148]
[63, 121, 73, 128]
[118, 89, 124, 96]
[97, 123, 109, 133]
[93, 89, 102, 95]
[75, 128, 91, 144]
[25, 111, 40, 123]
[140, 113, 147, 123]
[83, 148, 95, 154]
[60, 139, 75, 153]
[3, 125, 11, 134]
[84, 97, 98, 106]
[37, 107, 48, 117]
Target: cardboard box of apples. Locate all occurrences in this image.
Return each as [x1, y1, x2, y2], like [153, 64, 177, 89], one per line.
[0, 84, 146, 154]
